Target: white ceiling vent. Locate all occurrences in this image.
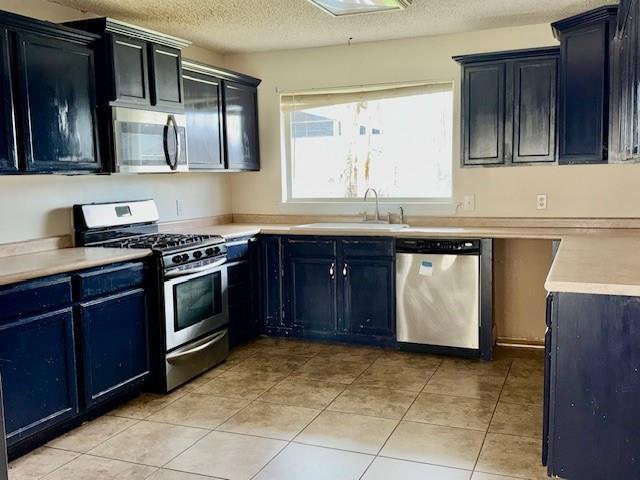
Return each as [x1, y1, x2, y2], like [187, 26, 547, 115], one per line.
[308, 0, 412, 16]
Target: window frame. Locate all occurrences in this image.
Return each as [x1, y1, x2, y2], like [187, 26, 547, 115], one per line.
[280, 81, 456, 205]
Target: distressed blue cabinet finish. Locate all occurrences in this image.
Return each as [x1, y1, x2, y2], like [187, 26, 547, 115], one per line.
[262, 235, 287, 334]
[512, 57, 557, 163]
[552, 6, 618, 164]
[110, 34, 150, 106]
[64, 18, 189, 111]
[227, 237, 261, 348]
[284, 238, 339, 335]
[150, 44, 183, 108]
[462, 62, 506, 166]
[224, 80, 260, 171]
[272, 236, 395, 345]
[182, 68, 224, 170]
[455, 47, 559, 167]
[544, 292, 640, 480]
[14, 30, 100, 172]
[0, 27, 16, 173]
[0, 309, 78, 445]
[78, 289, 149, 407]
[342, 258, 394, 337]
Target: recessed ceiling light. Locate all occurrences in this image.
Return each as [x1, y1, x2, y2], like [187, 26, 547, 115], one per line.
[308, 0, 412, 17]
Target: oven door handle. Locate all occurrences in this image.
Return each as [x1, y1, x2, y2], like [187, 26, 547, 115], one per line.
[166, 330, 227, 363]
[164, 258, 227, 278]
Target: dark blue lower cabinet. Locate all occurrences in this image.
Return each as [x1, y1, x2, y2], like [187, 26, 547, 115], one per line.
[286, 255, 338, 335]
[78, 289, 149, 408]
[342, 257, 394, 337]
[545, 291, 640, 479]
[0, 308, 78, 446]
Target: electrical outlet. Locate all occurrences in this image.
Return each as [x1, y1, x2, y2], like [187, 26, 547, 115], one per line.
[463, 194, 475, 212]
[536, 194, 547, 210]
[176, 199, 184, 217]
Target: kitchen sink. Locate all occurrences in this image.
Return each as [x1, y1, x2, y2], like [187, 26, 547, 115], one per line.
[294, 222, 410, 230]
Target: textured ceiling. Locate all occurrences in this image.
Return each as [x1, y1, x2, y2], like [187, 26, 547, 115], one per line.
[49, 0, 616, 54]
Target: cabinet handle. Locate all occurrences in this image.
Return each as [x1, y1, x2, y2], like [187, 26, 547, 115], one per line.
[329, 262, 335, 278]
[343, 263, 348, 277]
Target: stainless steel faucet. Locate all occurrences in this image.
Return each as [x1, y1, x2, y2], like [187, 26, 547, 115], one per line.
[363, 188, 381, 222]
[398, 206, 404, 224]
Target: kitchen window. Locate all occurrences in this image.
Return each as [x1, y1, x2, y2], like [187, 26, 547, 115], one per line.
[281, 82, 453, 202]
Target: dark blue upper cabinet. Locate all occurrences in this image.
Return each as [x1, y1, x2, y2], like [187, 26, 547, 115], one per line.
[0, 28, 16, 173]
[110, 34, 150, 106]
[224, 80, 260, 171]
[64, 18, 189, 111]
[182, 68, 224, 170]
[14, 31, 100, 173]
[462, 62, 506, 166]
[78, 289, 149, 408]
[512, 57, 558, 163]
[455, 47, 559, 167]
[0, 309, 78, 446]
[150, 44, 183, 108]
[552, 6, 618, 164]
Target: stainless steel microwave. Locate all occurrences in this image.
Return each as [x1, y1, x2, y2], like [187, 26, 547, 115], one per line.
[111, 107, 188, 173]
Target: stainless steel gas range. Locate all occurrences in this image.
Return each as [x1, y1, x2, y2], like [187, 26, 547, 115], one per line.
[74, 199, 229, 392]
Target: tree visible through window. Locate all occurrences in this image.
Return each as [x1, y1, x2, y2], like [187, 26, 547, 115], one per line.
[282, 83, 453, 201]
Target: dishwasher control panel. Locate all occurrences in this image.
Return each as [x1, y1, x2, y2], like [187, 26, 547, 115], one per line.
[396, 239, 481, 254]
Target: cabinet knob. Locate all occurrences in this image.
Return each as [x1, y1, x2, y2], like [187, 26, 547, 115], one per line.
[343, 263, 348, 276]
[329, 262, 335, 278]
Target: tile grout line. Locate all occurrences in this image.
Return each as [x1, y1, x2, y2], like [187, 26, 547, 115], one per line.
[470, 358, 514, 477]
[247, 342, 384, 479]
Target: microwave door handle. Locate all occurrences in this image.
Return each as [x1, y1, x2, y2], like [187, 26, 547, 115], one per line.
[173, 117, 182, 169]
[164, 115, 179, 170]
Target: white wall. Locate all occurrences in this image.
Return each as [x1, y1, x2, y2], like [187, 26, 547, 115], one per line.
[0, 0, 230, 243]
[225, 24, 640, 219]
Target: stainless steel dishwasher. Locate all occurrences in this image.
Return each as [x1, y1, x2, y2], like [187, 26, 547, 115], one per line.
[396, 239, 481, 351]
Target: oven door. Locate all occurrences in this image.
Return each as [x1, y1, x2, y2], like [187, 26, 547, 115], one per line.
[163, 262, 228, 351]
[112, 107, 188, 173]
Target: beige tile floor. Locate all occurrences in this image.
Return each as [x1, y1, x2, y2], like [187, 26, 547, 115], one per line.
[9, 338, 546, 480]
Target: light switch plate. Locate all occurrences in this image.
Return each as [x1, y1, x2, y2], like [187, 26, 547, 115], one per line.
[463, 194, 475, 211]
[536, 194, 547, 210]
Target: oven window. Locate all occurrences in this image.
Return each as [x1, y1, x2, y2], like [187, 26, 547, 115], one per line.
[173, 272, 222, 332]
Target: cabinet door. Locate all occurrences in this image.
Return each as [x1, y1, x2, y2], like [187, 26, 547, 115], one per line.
[111, 35, 150, 106]
[150, 44, 183, 108]
[284, 239, 338, 335]
[0, 28, 16, 173]
[223, 81, 260, 171]
[558, 23, 609, 164]
[342, 257, 394, 337]
[78, 289, 149, 408]
[462, 63, 506, 166]
[15, 32, 100, 172]
[513, 57, 557, 163]
[0, 309, 78, 446]
[183, 71, 224, 170]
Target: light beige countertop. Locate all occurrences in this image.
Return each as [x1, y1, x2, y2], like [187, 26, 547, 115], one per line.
[0, 248, 152, 287]
[544, 235, 640, 296]
[2, 222, 640, 296]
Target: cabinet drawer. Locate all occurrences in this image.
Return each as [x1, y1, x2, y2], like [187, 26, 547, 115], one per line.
[340, 238, 394, 258]
[0, 275, 72, 323]
[285, 238, 337, 257]
[73, 262, 145, 300]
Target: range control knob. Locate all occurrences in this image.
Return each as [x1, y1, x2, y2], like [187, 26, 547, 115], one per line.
[181, 254, 190, 262]
[172, 255, 183, 264]
[205, 248, 215, 256]
[193, 250, 203, 259]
